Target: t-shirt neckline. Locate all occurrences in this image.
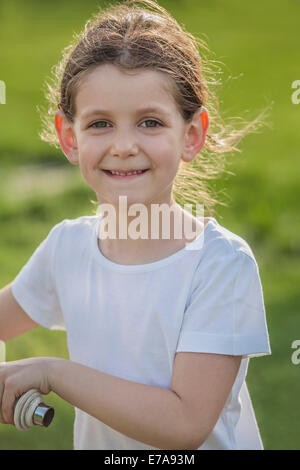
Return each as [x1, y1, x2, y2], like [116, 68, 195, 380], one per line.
[93, 216, 216, 273]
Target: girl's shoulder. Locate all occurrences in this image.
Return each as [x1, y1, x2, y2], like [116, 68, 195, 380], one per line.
[203, 217, 257, 264]
[49, 215, 98, 234]
[43, 215, 98, 250]
[189, 219, 266, 323]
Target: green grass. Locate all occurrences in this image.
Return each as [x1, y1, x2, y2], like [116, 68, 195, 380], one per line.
[0, 0, 299, 449]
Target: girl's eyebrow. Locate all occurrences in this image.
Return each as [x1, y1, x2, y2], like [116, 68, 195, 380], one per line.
[80, 106, 171, 120]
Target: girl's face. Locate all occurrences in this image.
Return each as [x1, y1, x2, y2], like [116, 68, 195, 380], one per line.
[56, 64, 206, 209]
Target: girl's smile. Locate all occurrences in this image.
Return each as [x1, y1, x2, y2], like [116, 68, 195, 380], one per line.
[102, 168, 149, 179]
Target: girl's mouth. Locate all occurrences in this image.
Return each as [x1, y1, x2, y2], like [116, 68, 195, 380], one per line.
[102, 169, 149, 179]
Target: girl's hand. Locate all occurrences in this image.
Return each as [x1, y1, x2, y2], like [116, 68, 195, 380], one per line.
[0, 357, 54, 426]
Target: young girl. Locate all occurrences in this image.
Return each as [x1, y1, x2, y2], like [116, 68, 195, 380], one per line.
[0, 0, 271, 450]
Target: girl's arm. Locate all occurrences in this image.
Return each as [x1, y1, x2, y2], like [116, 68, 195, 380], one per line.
[50, 358, 195, 449]
[0, 353, 242, 449]
[0, 284, 39, 341]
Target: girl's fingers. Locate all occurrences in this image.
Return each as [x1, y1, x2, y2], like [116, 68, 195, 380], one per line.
[0, 363, 5, 423]
[1, 381, 17, 425]
[0, 358, 51, 425]
[0, 383, 5, 424]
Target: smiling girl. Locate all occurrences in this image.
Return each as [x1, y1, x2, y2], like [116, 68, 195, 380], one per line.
[0, 0, 270, 450]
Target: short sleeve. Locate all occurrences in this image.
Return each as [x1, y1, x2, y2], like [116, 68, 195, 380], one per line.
[176, 248, 271, 358]
[11, 222, 65, 330]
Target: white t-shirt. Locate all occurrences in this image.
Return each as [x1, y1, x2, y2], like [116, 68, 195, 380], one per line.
[11, 215, 271, 450]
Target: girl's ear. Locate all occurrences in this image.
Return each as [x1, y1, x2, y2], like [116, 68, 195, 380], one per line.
[181, 106, 209, 163]
[54, 110, 79, 165]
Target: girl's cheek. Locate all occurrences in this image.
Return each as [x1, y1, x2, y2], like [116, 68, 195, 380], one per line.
[143, 138, 168, 159]
[79, 140, 100, 160]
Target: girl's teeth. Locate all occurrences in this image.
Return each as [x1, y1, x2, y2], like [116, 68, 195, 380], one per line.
[111, 170, 144, 175]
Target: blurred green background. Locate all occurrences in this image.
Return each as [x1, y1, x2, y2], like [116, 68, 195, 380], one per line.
[0, 0, 299, 450]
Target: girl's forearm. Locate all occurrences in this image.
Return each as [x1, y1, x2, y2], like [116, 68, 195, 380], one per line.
[48, 358, 196, 449]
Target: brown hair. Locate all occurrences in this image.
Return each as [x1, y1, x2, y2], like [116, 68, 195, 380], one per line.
[39, 0, 267, 217]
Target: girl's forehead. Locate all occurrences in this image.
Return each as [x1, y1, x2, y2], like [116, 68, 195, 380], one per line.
[81, 63, 174, 89]
[75, 64, 178, 116]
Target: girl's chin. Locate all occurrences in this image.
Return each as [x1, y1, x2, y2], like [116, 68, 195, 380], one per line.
[95, 195, 151, 208]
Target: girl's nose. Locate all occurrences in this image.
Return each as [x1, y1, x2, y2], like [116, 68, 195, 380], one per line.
[109, 130, 139, 158]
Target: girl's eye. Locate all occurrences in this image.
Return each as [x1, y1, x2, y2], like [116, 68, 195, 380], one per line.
[140, 119, 161, 128]
[90, 121, 111, 128]
[89, 119, 161, 129]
